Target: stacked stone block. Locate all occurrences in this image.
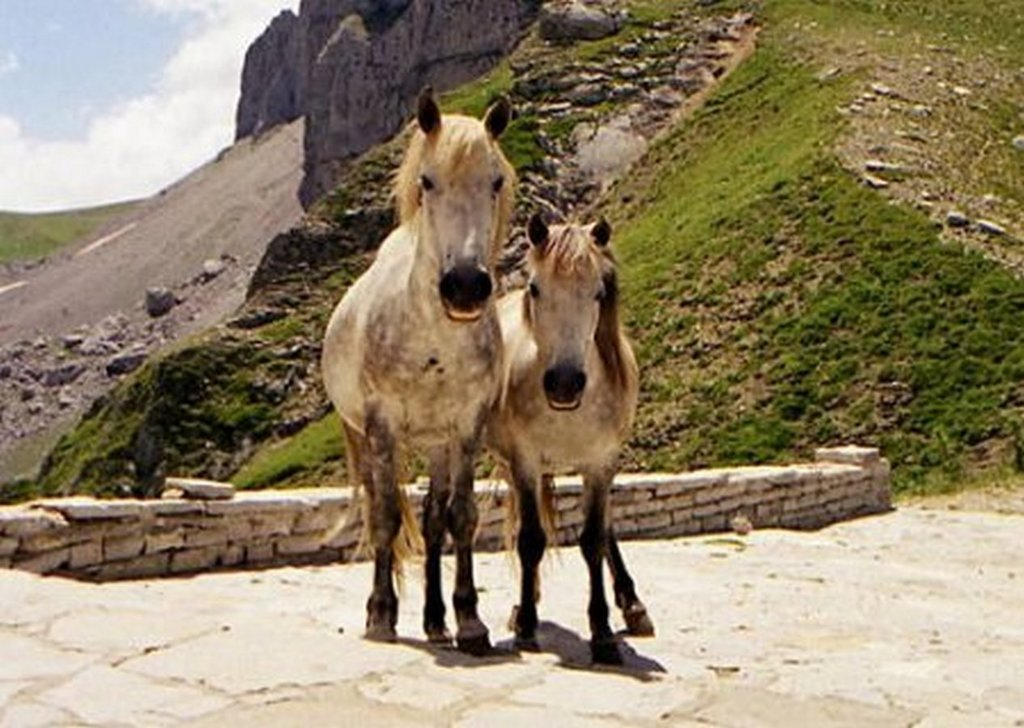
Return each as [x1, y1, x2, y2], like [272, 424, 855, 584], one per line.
[0, 446, 890, 582]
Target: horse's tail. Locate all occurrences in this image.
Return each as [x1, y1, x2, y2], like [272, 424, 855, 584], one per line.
[345, 422, 423, 584]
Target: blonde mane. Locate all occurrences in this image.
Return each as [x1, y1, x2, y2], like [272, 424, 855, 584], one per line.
[394, 115, 516, 267]
[527, 224, 638, 396]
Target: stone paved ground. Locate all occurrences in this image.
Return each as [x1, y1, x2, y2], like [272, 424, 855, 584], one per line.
[1, 507, 1022, 727]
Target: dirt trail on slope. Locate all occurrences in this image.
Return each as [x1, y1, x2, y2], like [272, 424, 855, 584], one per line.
[0, 120, 304, 344]
[0, 121, 304, 480]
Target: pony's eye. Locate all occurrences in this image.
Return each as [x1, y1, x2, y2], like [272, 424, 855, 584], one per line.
[595, 291, 605, 302]
[529, 281, 539, 298]
[421, 174, 435, 192]
[492, 176, 504, 194]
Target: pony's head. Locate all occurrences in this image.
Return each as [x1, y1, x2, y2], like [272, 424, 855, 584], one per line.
[395, 88, 516, 322]
[524, 214, 630, 411]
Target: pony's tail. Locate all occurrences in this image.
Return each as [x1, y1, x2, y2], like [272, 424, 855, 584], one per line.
[345, 422, 423, 585]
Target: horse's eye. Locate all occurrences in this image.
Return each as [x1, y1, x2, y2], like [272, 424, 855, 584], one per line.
[595, 291, 605, 302]
[421, 174, 435, 192]
[492, 176, 504, 194]
[529, 281, 539, 299]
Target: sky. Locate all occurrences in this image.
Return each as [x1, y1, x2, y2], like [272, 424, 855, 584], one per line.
[0, 0, 296, 212]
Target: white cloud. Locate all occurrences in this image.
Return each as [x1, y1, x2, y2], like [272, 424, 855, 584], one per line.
[0, 1, 296, 212]
[0, 51, 19, 76]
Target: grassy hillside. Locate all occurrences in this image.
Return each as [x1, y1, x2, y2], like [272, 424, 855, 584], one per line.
[0, 202, 138, 264]
[12, 0, 1024, 502]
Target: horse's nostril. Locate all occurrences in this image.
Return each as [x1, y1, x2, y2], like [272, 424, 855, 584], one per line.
[543, 369, 557, 394]
[472, 270, 493, 302]
[439, 271, 459, 303]
[572, 371, 587, 396]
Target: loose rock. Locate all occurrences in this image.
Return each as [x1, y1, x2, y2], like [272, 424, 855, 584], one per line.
[977, 220, 1007, 237]
[539, 2, 623, 42]
[201, 258, 227, 282]
[1013, 135, 1024, 152]
[946, 211, 971, 229]
[106, 348, 148, 377]
[42, 364, 85, 388]
[145, 287, 176, 318]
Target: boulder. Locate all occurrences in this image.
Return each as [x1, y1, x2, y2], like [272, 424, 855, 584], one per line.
[145, 287, 176, 318]
[41, 364, 85, 388]
[106, 348, 148, 377]
[539, 2, 623, 42]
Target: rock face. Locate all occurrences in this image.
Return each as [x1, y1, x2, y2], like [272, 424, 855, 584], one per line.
[235, 11, 304, 139]
[235, 0, 540, 206]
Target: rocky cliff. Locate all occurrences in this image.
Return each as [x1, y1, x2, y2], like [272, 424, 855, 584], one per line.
[236, 0, 540, 206]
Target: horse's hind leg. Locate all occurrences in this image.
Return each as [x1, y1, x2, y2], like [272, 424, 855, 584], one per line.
[363, 408, 402, 641]
[607, 528, 655, 637]
[447, 434, 490, 655]
[580, 472, 622, 665]
[423, 446, 452, 644]
[509, 461, 546, 650]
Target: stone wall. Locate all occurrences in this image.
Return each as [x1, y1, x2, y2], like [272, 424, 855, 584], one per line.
[0, 447, 890, 582]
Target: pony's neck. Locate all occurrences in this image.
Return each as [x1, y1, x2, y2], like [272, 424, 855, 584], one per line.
[405, 216, 444, 317]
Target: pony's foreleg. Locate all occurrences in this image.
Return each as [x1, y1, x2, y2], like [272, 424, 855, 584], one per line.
[364, 408, 402, 642]
[447, 433, 490, 655]
[510, 461, 546, 650]
[580, 472, 621, 665]
[423, 446, 452, 643]
[607, 527, 655, 637]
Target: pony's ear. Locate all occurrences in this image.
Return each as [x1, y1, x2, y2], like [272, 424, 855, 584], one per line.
[417, 87, 441, 136]
[527, 213, 549, 249]
[484, 96, 511, 139]
[591, 218, 612, 248]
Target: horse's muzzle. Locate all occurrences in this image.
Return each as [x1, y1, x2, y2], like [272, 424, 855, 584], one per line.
[439, 265, 493, 321]
[543, 364, 586, 411]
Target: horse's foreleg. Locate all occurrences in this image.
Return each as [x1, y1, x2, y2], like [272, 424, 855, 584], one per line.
[364, 408, 401, 642]
[447, 435, 490, 655]
[607, 527, 655, 637]
[510, 462, 546, 650]
[580, 473, 621, 664]
[423, 446, 452, 643]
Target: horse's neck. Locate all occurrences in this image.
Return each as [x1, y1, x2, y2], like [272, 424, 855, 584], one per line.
[400, 221, 442, 319]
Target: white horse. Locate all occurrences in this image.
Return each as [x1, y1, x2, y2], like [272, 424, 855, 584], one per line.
[487, 215, 653, 664]
[321, 89, 515, 653]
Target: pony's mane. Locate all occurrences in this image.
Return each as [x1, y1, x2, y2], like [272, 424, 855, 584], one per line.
[394, 115, 516, 265]
[527, 225, 638, 396]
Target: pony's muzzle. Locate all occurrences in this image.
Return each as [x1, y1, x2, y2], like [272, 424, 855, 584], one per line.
[439, 265, 493, 321]
[543, 363, 586, 410]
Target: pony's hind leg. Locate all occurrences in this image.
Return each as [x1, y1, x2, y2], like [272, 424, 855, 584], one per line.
[423, 446, 452, 643]
[580, 472, 622, 665]
[509, 461, 546, 651]
[447, 434, 490, 655]
[607, 527, 655, 637]
[363, 408, 402, 642]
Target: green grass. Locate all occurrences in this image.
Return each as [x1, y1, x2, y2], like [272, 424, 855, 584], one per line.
[233, 413, 345, 489]
[606, 13, 1024, 492]
[11, 0, 1024, 501]
[0, 202, 137, 264]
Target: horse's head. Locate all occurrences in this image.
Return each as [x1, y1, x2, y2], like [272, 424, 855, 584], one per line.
[524, 214, 620, 411]
[396, 88, 516, 322]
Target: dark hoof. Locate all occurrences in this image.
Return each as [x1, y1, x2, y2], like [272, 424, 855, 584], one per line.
[425, 625, 453, 645]
[514, 636, 541, 653]
[456, 622, 492, 656]
[365, 622, 398, 643]
[624, 605, 655, 637]
[591, 637, 623, 665]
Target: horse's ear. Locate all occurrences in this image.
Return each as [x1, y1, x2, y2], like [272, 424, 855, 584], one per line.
[417, 87, 441, 136]
[528, 213, 549, 249]
[592, 218, 612, 248]
[484, 96, 511, 139]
